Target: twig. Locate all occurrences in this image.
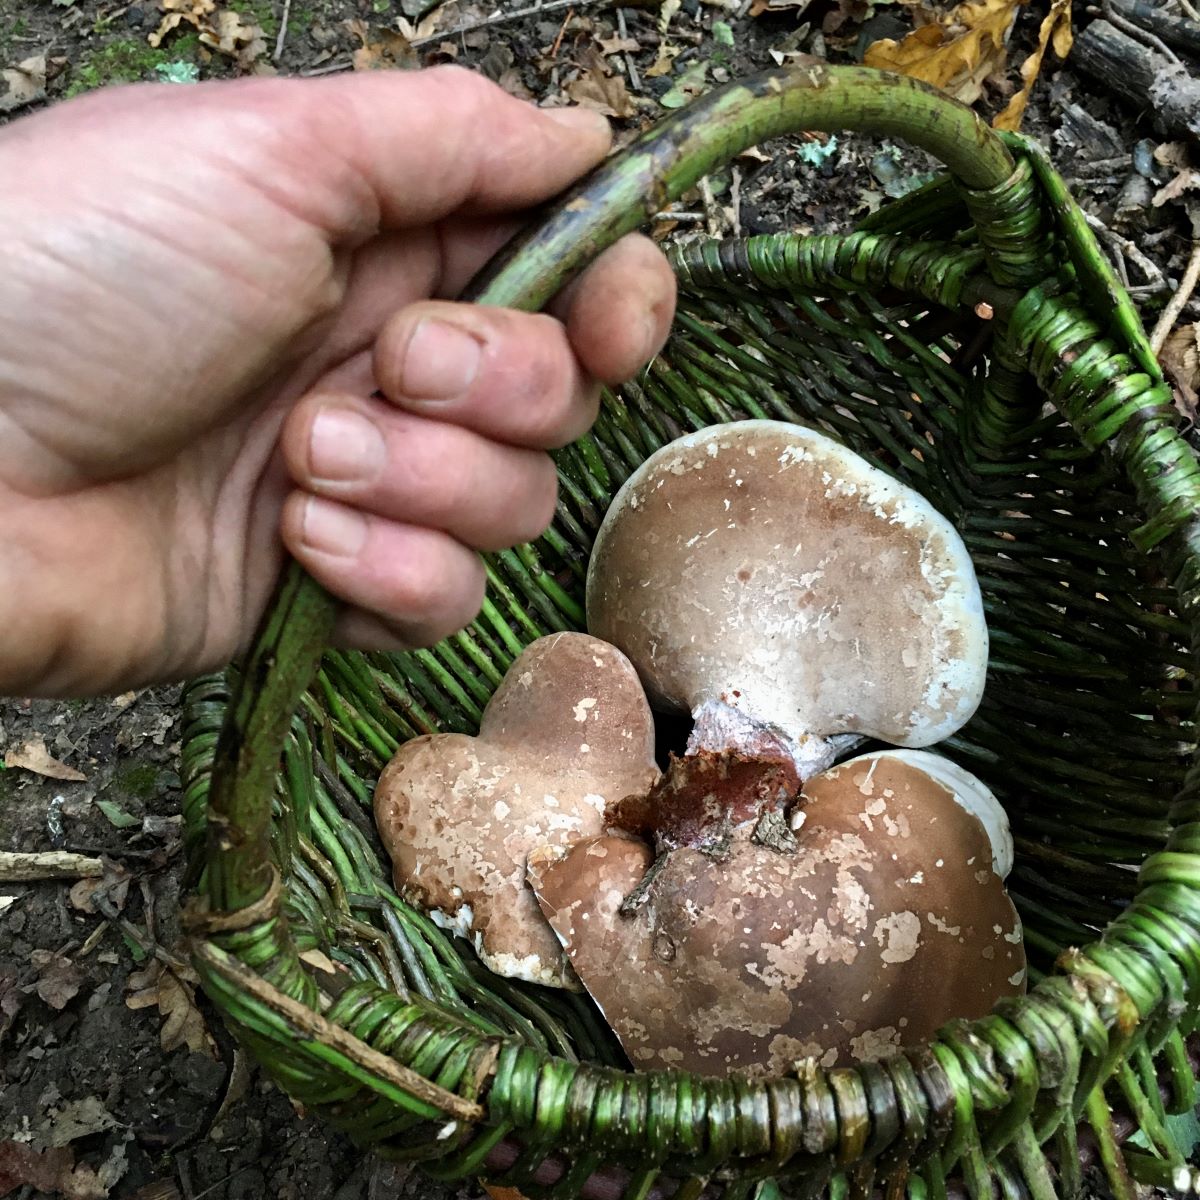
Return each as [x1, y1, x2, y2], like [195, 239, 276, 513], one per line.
[411, 0, 592, 47]
[1178, 0, 1200, 21]
[1101, 0, 1181, 62]
[551, 6, 573, 56]
[1151, 236, 1200, 353]
[92, 892, 191, 974]
[617, 7, 640, 91]
[274, 0, 291, 61]
[0, 850, 104, 882]
[299, 57, 352, 76]
[1083, 211, 1167, 287]
[730, 165, 742, 238]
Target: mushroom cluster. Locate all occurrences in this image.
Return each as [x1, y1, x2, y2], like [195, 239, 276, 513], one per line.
[373, 419, 1024, 1081]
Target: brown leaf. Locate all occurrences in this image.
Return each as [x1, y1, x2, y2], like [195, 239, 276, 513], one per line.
[149, 0, 216, 47]
[30, 950, 85, 1010]
[598, 34, 640, 54]
[346, 19, 415, 70]
[1, 55, 47, 113]
[4, 735, 86, 782]
[36, 1096, 119, 1149]
[125, 960, 216, 1058]
[0, 1142, 107, 1200]
[1159, 322, 1200, 423]
[864, 0, 1022, 105]
[566, 66, 635, 117]
[69, 862, 130, 914]
[993, 0, 1071, 131]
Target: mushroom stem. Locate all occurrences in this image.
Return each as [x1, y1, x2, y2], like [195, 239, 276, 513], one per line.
[686, 698, 865, 780]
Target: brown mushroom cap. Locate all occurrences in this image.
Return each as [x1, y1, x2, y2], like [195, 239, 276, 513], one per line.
[374, 633, 658, 989]
[586, 421, 989, 778]
[528, 750, 1024, 1075]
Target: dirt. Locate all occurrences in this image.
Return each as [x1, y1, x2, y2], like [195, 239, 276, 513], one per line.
[1, 0, 1199, 1196]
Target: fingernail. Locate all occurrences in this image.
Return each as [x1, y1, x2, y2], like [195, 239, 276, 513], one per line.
[402, 319, 483, 401]
[543, 106, 611, 137]
[309, 408, 385, 483]
[301, 497, 367, 558]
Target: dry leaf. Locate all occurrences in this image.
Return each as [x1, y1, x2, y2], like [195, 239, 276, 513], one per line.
[346, 19, 415, 70]
[299, 947, 340, 974]
[149, 0, 216, 47]
[566, 66, 635, 118]
[1, 55, 46, 112]
[4, 735, 86, 781]
[30, 950, 85, 1010]
[645, 41, 681, 76]
[1159, 322, 1200, 423]
[0, 1142, 107, 1200]
[1153, 146, 1200, 207]
[865, 0, 1021, 105]
[750, 0, 811, 13]
[598, 34, 640, 54]
[994, 0, 1071, 131]
[69, 862, 130, 914]
[126, 960, 217, 1058]
[36, 1097, 119, 1149]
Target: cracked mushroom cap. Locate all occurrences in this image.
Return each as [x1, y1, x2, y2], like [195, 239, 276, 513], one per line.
[374, 632, 658, 990]
[586, 421, 989, 778]
[528, 749, 1024, 1076]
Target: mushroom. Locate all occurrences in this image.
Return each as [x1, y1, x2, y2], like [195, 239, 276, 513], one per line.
[528, 749, 1025, 1077]
[586, 421, 989, 779]
[374, 632, 659, 990]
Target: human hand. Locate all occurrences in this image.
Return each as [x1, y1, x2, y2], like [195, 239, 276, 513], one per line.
[0, 68, 675, 697]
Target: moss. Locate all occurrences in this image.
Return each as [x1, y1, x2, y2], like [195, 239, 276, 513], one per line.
[228, 0, 279, 38]
[115, 763, 163, 800]
[65, 37, 172, 96]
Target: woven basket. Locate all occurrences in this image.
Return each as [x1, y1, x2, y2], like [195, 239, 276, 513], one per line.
[181, 66, 1200, 1200]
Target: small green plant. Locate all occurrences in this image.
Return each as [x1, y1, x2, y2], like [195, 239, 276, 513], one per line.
[65, 37, 172, 96]
[228, 0, 280, 37]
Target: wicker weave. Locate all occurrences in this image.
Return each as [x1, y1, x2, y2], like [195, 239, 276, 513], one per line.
[181, 66, 1200, 1199]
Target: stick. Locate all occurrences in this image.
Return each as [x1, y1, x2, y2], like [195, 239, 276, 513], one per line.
[617, 7, 640, 91]
[1102, 0, 1181, 62]
[1110, 0, 1200, 56]
[1074, 19, 1200, 141]
[274, 0, 291, 62]
[411, 0, 594, 47]
[1151, 236, 1200, 353]
[0, 850, 104, 882]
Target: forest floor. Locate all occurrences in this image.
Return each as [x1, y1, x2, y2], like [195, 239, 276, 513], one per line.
[2, 0, 1199, 1195]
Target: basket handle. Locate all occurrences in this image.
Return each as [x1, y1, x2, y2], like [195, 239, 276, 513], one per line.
[205, 65, 1016, 915]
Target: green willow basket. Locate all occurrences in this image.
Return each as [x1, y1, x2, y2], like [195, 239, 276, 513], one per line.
[180, 66, 1200, 1200]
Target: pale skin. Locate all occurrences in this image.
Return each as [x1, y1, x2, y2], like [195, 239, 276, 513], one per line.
[0, 67, 676, 697]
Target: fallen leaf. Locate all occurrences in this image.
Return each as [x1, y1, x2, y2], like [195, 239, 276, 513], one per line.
[598, 34, 640, 54]
[566, 65, 635, 118]
[1159, 322, 1200, 423]
[346, 18, 415, 70]
[299, 947, 341, 974]
[659, 0, 683, 33]
[201, 9, 267, 68]
[35, 1097, 119, 1149]
[0, 1142, 107, 1200]
[645, 41, 681, 76]
[750, 0, 811, 14]
[1154, 146, 1200, 207]
[126, 960, 217, 1058]
[1, 55, 46, 113]
[30, 950, 85, 1010]
[149, 0, 216, 47]
[4, 735, 86, 782]
[94, 798, 139, 829]
[69, 862, 131, 914]
[865, 0, 1021, 105]
[994, 0, 1071, 130]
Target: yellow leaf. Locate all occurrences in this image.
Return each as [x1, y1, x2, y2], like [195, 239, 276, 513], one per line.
[994, 0, 1072, 130]
[865, 0, 1021, 105]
